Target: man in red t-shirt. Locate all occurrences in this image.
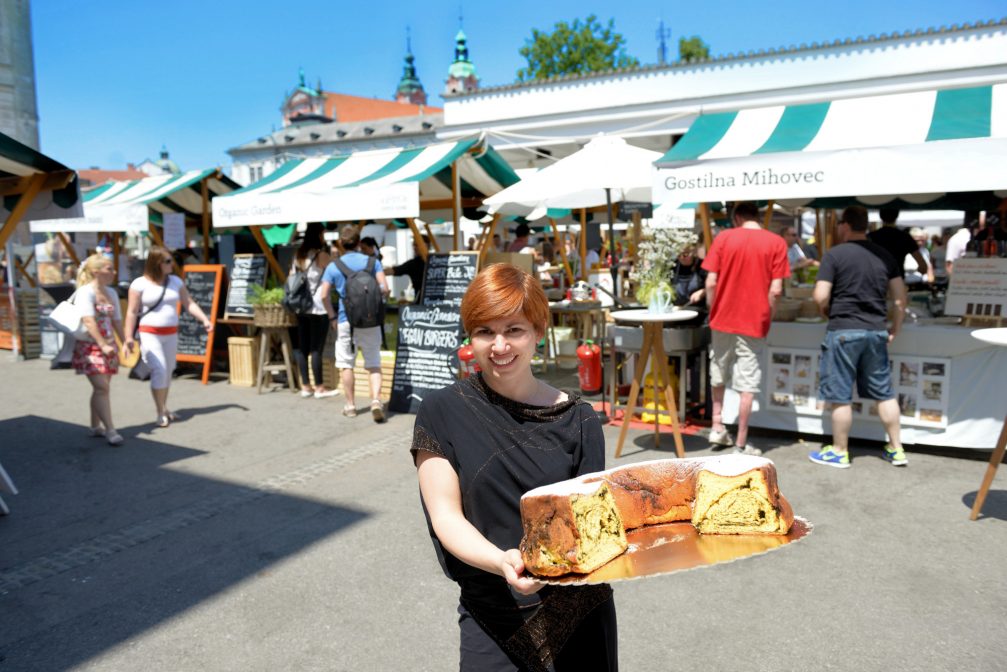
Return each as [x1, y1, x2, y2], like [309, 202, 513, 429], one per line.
[702, 202, 790, 455]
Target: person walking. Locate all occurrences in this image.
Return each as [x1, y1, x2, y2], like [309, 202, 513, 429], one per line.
[123, 246, 213, 428]
[320, 226, 390, 422]
[411, 263, 618, 670]
[290, 223, 338, 399]
[808, 206, 909, 468]
[702, 201, 790, 455]
[72, 254, 127, 446]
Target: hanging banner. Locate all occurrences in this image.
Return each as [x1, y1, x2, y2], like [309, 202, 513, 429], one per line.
[163, 213, 186, 250]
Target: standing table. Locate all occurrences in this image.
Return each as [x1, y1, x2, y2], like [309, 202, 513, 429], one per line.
[968, 327, 1007, 520]
[610, 309, 698, 459]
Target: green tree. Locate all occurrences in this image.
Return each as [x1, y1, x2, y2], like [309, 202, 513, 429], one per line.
[518, 15, 639, 81]
[678, 36, 710, 62]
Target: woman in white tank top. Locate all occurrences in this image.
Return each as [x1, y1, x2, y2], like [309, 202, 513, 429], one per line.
[123, 246, 213, 427]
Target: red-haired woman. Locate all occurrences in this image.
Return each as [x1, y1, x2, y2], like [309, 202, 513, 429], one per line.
[123, 246, 212, 427]
[411, 264, 618, 671]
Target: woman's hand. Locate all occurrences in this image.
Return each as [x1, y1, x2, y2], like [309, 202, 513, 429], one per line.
[203, 320, 213, 333]
[100, 342, 116, 358]
[124, 337, 137, 353]
[499, 548, 543, 596]
[689, 289, 705, 305]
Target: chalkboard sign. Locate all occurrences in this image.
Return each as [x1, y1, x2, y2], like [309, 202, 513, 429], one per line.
[177, 265, 223, 384]
[418, 251, 479, 308]
[225, 254, 267, 317]
[389, 304, 465, 414]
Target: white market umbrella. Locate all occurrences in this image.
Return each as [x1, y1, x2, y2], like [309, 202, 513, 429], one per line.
[484, 135, 663, 290]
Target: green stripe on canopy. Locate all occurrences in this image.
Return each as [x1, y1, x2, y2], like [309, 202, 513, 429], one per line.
[927, 86, 992, 141]
[273, 156, 348, 191]
[231, 159, 301, 194]
[754, 102, 830, 154]
[661, 112, 737, 161]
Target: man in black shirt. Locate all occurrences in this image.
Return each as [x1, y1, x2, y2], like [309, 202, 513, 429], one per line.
[387, 235, 429, 300]
[809, 205, 909, 469]
[868, 208, 928, 280]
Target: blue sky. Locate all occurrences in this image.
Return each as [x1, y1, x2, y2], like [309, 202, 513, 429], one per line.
[33, 0, 1005, 174]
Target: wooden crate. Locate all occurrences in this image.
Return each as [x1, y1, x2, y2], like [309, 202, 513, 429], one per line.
[322, 352, 395, 401]
[227, 336, 260, 387]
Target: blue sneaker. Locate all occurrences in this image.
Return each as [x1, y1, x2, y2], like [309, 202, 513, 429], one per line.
[881, 443, 908, 466]
[809, 445, 851, 469]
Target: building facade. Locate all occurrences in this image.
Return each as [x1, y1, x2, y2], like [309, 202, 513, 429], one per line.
[0, 0, 39, 149]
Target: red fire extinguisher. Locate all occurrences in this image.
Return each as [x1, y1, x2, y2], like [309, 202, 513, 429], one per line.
[458, 338, 480, 379]
[577, 340, 602, 395]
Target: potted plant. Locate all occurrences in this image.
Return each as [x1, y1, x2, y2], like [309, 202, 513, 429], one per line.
[250, 284, 296, 327]
[630, 227, 698, 313]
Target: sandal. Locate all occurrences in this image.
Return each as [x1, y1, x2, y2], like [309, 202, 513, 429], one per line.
[342, 405, 357, 418]
[88, 426, 106, 438]
[157, 415, 170, 428]
[371, 400, 386, 423]
[106, 431, 124, 446]
[165, 410, 181, 422]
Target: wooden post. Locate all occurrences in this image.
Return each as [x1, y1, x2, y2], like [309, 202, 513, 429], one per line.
[579, 209, 588, 280]
[112, 233, 121, 283]
[13, 254, 35, 288]
[699, 203, 713, 252]
[631, 211, 643, 259]
[407, 218, 429, 261]
[56, 232, 80, 266]
[549, 218, 574, 285]
[477, 214, 500, 269]
[825, 210, 835, 251]
[0, 173, 46, 250]
[763, 200, 775, 229]
[201, 176, 211, 263]
[423, 221, 441, 252]
[249, 227, 286, 282]
[450, 160, 461, 252]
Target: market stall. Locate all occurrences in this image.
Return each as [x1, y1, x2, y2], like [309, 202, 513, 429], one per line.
[653, 83, 1007, 450]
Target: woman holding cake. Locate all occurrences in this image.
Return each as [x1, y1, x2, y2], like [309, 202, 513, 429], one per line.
[411, 263, 618, 671]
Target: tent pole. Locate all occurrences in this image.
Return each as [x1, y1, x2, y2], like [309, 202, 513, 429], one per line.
[0, 173, 46, 250]
[815, 209, 823, 258]
[451, 160, 461, 252]
[13, 253, 35, 288]
[201, 177, 211, 263]
[249, 227, 286, 282]
[56, 232, 79, 265]
[477, 214, 500, 269]
[112, 233, 120, 283]
[825, 210, 834, 251]
[423, 221, 441, 252]
[407, 218, 429, 261]
[549, 217, 574, 285]
[579, 209, 588, 280]
[606, 187, 618, 297]
[699, 203, 713, 252]
[763, 200, 775, 229]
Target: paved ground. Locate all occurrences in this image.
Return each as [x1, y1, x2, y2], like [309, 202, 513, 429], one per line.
[0, 357, 1005, 671]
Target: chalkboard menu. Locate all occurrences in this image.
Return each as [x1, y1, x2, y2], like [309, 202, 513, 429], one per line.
[225, 254, 267, 317]
[390, 252, 479, 414]
[177, 265, 223, 384]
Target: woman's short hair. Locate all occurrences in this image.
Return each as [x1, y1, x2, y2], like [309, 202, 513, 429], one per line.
[460, 263, 549, 335]
[144, 245, 174, 282]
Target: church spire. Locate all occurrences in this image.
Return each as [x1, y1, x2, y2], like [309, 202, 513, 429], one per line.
[445, 24, 479, 96]
[395, 27, 427, 106]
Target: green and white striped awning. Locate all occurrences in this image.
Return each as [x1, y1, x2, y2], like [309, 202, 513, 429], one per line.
[0, 132, 81, 224]
[212, 139, 519, 227]
[654, 85, 1007, 208]
[30, 169, 239, 233]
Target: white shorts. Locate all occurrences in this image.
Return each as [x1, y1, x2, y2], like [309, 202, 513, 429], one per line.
[335, 322, 382, 370]
[709, 330, 764, 393]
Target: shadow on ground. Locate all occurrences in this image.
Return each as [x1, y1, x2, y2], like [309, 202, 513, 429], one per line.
[0, 414, 367, 671]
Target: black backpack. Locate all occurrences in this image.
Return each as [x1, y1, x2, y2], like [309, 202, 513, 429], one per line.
[282, 254, 319, 315]
[335, 256, 384, 328]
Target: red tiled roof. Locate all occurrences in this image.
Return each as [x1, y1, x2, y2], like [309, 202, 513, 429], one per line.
[322, 92, 441, 122]
[77, 168, 148, 187]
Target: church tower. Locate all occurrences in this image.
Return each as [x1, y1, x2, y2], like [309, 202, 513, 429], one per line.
[395, 33, 427, 107]
[444, 28, 479, 96]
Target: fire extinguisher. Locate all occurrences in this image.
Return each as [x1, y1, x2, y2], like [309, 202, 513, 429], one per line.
[458, 338, 480, 379]
[577, 339, 602, 395]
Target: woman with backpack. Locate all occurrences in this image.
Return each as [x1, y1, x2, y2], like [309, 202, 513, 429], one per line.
[290, 222, 339, 399]
[123, 246, 213, 427]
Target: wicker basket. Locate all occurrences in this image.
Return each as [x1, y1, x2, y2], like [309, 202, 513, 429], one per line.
[253, 304, 296, 327]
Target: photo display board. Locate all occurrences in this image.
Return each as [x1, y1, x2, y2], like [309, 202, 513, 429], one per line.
[390, 252, 478, 414]
[224, 254, 267, 318]
[177, 265, 223, 384]
[766, 347, 950, 428]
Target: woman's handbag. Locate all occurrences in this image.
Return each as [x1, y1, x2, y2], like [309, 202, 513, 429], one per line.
[47, 292, 89, 339]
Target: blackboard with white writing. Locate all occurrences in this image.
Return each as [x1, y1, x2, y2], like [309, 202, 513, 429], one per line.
[177, 265, 223, 384]
[391, 252, 478, 413]
[225, 254, 267, 317]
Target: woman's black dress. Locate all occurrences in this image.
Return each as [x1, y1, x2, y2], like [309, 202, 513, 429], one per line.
[411, 374, 618, 672]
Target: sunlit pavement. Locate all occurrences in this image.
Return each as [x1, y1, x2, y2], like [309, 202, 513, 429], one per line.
[0, 356, 1004, 671]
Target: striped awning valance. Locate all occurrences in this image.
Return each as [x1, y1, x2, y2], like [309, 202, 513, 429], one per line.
[654, 84, 1007, 208]
[212, 139, 519, 227]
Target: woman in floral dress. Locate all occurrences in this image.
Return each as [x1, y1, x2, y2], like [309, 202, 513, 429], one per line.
[71, 254, 127, 445]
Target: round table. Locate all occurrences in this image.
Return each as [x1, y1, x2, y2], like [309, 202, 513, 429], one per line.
[969, 328, 1007, 520]
[609, 309, 699, 458]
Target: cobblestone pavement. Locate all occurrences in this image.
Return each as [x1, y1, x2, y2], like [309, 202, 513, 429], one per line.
[0, 357, 1005, 671]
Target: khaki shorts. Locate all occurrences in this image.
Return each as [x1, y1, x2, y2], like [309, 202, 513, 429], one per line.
[335, 322, 382, 370]
[709, 331, 764, 393]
